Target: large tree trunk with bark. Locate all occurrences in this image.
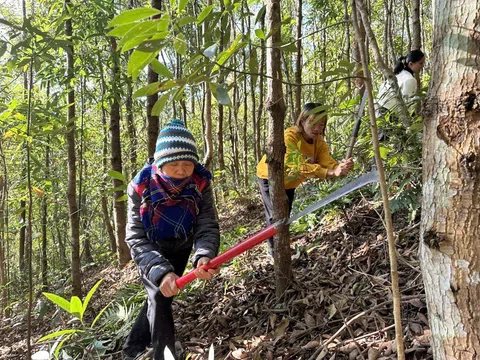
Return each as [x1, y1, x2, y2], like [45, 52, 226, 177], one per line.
[265, 0, 292, 297]
[65, 0, 82, 297]
[420, 0, 480, 357]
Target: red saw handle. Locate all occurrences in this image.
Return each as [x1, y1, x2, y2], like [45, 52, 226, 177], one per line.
[176, 224, 278, 288]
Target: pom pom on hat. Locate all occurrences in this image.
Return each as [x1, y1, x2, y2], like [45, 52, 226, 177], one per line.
[154, 119, 199, 168]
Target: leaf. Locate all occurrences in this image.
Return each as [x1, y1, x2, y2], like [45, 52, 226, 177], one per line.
[38, 329, 81, 342]
[107, 170, 126, 182]
[248, 48, 258, 85]
[106, 24, 132, 37]
[178, 0, 189, 13]
[118, 20, 158, 47]
[327, 304, 337, 319]
[203, 43, 217, 58]
[305, 312, 316, 328]
[273, 318, 289, 338]
[196, 5, 214, 25]
[109, 8, 161, 27]
[151, 92, 171, 117]
[178, 16, 196, 27]
[215, 83, 231, 105]
[151, 59, 174, 79]
[82, 280, 103, 318]
[133, 82, 160, 98]
[379, 145, 389, 160]
[91, 301, 113, 328]
[43, 293, 70, 313]
[254, 5, 266, 24]
[135, 37, 167, 53]
[302, 340, 320, 349]
[70, 296, 83, 320]
[32, 186, 44, 197]
[255, 29, 265, 40]
[232, 349, 248, 359]
[128, 49, 158, 80]
[173, 33, 186, 55]
[116, 195, 128, 202]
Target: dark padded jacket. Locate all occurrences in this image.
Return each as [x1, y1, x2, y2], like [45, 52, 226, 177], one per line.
[125, 176, 220, 286]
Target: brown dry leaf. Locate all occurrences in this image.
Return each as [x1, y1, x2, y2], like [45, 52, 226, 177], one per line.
[302, 340, 320, 349]
[348, 349, 359, 360]
[409, 322, 423, 335]
[417, 311, 429, 326]
[368, 347, 379, 360]
[409, 298, 425, 308]
[327, 304, 337, 319]
[273, 318, 289, 338]
[305, 312, 317, 328]
[232, 348, 248, 359]
[269, 313, 277, 329]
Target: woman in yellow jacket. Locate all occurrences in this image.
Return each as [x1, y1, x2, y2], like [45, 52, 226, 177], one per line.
[257, 103, 354, 255]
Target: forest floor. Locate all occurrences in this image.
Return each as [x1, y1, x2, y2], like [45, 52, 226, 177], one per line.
[1, 194, 431, 360]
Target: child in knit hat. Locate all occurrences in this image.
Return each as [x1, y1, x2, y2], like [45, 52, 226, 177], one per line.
[123, 119, 220, 360]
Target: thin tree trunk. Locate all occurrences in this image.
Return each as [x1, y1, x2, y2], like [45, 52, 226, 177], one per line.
[242, 16, 249, 186]
[41, 131, 50, 290]
[355, 0, 411, 125]
[110, 38, 130, 266]
[410, 0, 422, 114]
[282, 53, 295, 124]
[65, 0, 81, 297]
[266, 0, 292, 297]
[352, 1, 405, 357]
[294, 0, 302, 119]
[97, 44, 117, 255]
[125, 78, 138, 179]
[256, 31, 265, 162]
[202, 0, 214, 169]
[0, 174, 7, 316]
[420, 0, 480, 357]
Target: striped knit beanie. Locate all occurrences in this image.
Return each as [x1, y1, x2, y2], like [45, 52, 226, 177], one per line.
[154, 119, 199, 168]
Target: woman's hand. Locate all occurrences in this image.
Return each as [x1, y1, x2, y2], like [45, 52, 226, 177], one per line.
[159, 272, 180, 298]
[195, 257, 219, 280]
[329, 158, 354, 178]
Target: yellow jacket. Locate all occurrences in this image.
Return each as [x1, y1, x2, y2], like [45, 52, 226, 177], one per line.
[256, 126, 339, 189]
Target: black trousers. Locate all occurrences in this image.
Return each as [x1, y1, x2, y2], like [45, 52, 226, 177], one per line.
[123, 246, 192, 360]
[257, 178, 295, 252]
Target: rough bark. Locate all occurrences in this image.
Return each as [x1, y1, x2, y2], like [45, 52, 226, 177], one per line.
[266, 0, 292, 297]
[110, 38, 131, 266]
[125, 78, 138, 179]
[65, 0, 82, 297]
[420, 0, 480, 357]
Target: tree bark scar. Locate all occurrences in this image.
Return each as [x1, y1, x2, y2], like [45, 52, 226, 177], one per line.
[423, 229, 440, 250]
[460, 152, 478, 181]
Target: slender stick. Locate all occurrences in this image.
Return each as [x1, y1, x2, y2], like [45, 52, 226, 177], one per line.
[350, 1, 405, 358]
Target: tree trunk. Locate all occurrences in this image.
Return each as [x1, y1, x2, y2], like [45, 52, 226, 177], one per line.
[410, 0, 422, 114]
[242, 18, 249, 187]
[294, 0, 302, 119]
[97, 43, 117, 255]
[256, 30, 265, 162]
[420, 0, 480, 356]
[41, 136, 49, 290]
[202, 0, 214, 169]
[125, 78, 138, 179]
[65, 0, 82, 297]
[110, 38, 131, 266]
[265, 0, 292, 297]
[147, 0, 162, 158]
[0, 175, 7, 316]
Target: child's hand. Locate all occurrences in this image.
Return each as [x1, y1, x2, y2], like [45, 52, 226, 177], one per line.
[159, 272, 180, 297]
[195, 257, 219, 281]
